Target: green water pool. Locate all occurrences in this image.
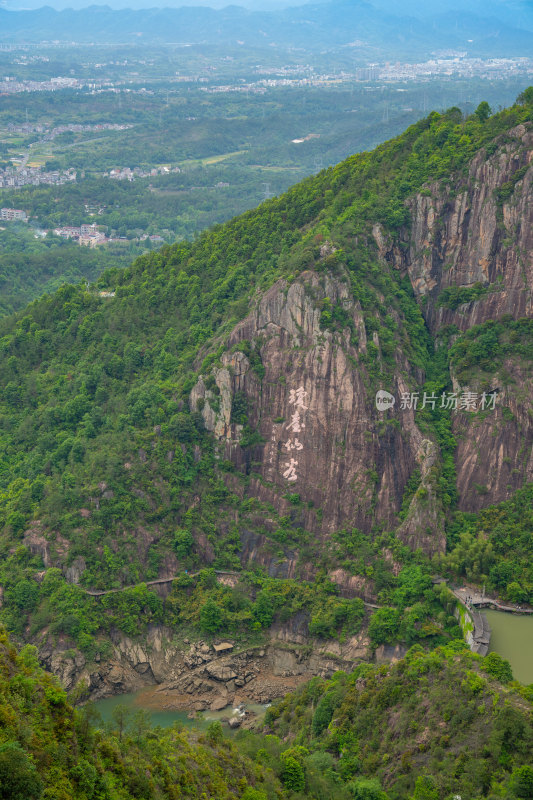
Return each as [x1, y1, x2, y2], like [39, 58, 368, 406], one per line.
[91, 692, 200, 729]
[91, 690, 267, 731]
[485, 609, 533, 685]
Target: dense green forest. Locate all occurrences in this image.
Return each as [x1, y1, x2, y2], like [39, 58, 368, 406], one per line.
[0, 226, 137, 318]
[0, 625, 531, 800]
[438, 484, 533, 603]
[0, 92, 531, 657]
[259, 641, 533, 799]
[0, 625, 284, 799]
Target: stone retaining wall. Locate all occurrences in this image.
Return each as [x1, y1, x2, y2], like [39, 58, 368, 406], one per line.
[455, 600, 491, 656]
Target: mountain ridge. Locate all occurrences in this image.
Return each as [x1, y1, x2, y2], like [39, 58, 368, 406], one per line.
[1, 0, 532, 54]
[0, 94, 531, 699]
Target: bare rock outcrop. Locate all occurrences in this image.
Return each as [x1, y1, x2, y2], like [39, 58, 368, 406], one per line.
[191, 269, 430, 542]
[451, 359, 533, 510]
[403, 124, 532, 333]
[39, 621, 385, 709]
[397, 439, 446, 556]
[375, 124, 533, 514]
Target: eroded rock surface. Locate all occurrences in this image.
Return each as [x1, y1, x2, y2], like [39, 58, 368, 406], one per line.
[396, 124, 533, 512]
[190, 126, 533, 538]
[400, 124, 532, 332]
[191, 270, 438, 543]
[39, 624, 376, 708]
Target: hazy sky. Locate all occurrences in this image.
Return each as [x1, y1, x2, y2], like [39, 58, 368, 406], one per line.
[1, 0, 308, 7]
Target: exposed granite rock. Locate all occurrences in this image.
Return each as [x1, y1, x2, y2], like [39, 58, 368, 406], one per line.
[191, 129, 532, 541]
[375, 124, 533, 514]
[327, 569, 377, 603]
[396, 439, 446, 556]
[23, 525, 51, 567]
[451, 359, 533, 510]
[402, 124, 532, 332]
[65, 556, 86, 585]
[210, 696, 229, 711]
[191, 269, 427, 541]
[375, 643, 408, 664]
[206, 662, 238, 682]
[38, 613, 384, 707]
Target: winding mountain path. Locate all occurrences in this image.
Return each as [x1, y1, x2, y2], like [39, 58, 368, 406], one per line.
[82, 570, 235, 596]
[81, 571, 381, 609]
[450, 585, 533, 614]
[82, 573, 531, 616]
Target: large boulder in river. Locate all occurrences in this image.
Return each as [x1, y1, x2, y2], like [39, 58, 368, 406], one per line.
[210, 696, 229, 711]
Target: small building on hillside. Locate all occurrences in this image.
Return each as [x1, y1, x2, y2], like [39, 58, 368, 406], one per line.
[213, 642, 234, 654]
[1, 207, 27, 221]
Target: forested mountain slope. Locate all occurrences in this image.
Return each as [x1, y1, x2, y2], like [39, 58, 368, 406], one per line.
[0, 92, 531, 694]
[0, 624, 531, 800]
[261, 641, 533, 800]
[0, 625, 284, 800]
[0, 231, 133, 319]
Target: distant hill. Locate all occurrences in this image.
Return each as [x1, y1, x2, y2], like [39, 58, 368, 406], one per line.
[0, 0, 532, 55]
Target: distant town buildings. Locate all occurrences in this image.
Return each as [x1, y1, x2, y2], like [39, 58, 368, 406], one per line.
[7, 122, 132, 140]
[79, 232, 106, 247]
[0, 165, 76, 189]
[0, 76, 104, 94]
[0, 56, 531, 101]
[139, 233, 165, 243]
[365, 56, 533, 82]
[106, 165, 180, 181]
[198, 56, 533, 92]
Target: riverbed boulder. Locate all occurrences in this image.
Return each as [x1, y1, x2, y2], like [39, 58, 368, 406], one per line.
[206, 663, 238, 682]
[210, 696, 229, 712]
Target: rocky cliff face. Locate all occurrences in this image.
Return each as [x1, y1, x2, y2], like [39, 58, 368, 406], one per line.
[40, 622, 377, 709]
[399, 123, 533, 512]
[400, 123, 532, 333]
[451, 357, 533, 511]
[192, 124, 532, 542]
[191, 269, 446, 555]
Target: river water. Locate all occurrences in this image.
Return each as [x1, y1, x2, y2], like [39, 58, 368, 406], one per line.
[485, 609, 533, 685]
[91, 688, 267, 731]
[92, 691, 200, 729]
